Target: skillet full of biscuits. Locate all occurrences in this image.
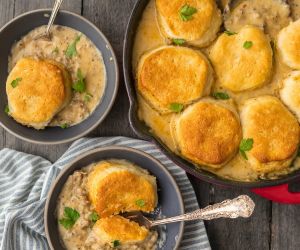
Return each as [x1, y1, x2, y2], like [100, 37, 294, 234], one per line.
[123, 0, 300, 187]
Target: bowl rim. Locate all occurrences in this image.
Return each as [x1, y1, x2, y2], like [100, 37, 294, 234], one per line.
[44, 146, 185, 250]
[0, 9, 119, 145]
[122, 0, 300, 188]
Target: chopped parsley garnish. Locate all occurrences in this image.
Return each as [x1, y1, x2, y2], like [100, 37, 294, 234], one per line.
[65, 35, 81, 58]
[239, 138, 254, 160]
[11, 77, 22, 88]
[52, 47, 59, 54]
[60, 123, 69, 129]
[172, 38, 186, 46]
[243, 41, 253, 49]
[224, 30, 237, 36]
[4, 105, 9, 115]
[59, 207, 80, 229]
[170, 103, 184, 113]
[89, 211, 100, 223]
[179, 4, 197, 21]
[72, 69, 86, 93]
[112, 240, 120, 248]
[84, 93, 93, 102]
[212, 92, 230, 100]
[135, 199, 145, 207]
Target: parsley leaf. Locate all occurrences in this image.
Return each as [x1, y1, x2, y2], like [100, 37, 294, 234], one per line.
[172, 38, 186, 46]
[170, 103, 184, 113]
[89, 211, 100, 223]
[239, 138, 254, 160]
[112, 240, 120, 247]
[11, 77, 22, 88]
[212, 92, 230, 100]
[4, 105, 9, 115]
[243, 41, 253, 49]
[179, 4, 197, 21]
[72, 69, 86, 93]
[60, 123, 69, 129]
[65, 35, 81, 58]
[224, 30, 237, 36]
[84, 93, 93, 102]
[58, 218, 74, 229]
[135, 199, 145, 207]
[59, 207, 80, 229]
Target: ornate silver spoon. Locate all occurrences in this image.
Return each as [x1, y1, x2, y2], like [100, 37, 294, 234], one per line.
[35, 0, 64, 40]
[123, 195, 255, 229]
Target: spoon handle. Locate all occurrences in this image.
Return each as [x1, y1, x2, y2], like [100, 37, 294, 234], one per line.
[150, 195, 255, 227]
[46, 0, 64, 35]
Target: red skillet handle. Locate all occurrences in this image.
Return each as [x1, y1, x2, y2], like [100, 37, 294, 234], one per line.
[252, 179, 300, 204]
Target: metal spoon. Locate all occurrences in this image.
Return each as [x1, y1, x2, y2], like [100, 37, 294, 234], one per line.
[122, 195, 255, 229]
[35, 0, 64, 40]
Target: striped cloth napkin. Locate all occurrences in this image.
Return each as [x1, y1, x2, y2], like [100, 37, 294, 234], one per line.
[0, 137, 211, 250]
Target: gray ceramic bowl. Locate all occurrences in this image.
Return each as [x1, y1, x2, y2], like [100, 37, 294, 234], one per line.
[44, 146, 184, 249]
[0, 9, 118, 144]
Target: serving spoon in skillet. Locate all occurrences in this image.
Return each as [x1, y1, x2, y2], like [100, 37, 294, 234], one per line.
[35, 0, 64, 40]
[122, 195, 255, 229]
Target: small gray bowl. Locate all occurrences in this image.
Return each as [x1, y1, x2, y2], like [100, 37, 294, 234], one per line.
[44, 146, 184, 250]
[0, 10, 118, 144]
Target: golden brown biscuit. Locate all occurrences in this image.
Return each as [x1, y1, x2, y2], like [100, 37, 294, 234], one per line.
[93, 215, 149, 245]
[137, 46, 213, 114]
[171, 99, 242, 168]
[87, 160, 157, 217]
[156, 0, 222, 47]
[240, 96, 299, 173]
[278, 19, 300, 69]
[280, 71, 300, 122]
[209, 25, 273, 92]
[6, 58, 72, 129]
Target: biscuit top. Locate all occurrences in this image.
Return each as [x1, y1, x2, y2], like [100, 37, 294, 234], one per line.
[93, 215, 149, 245]
[137, 46, 212, 113]
[87, 161, 157, 217]
[278, 19, 300, 69]
[242, 96, 299, 163]
[280, 71, 300, 122]
[6, 58, 68, 126]
[156, 0, 218, 41]
[174, 100, 242, 167]
[209, 25, 273, 92]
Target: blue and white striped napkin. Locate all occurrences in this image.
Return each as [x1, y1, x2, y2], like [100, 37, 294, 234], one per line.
[0, 137, 211, 250]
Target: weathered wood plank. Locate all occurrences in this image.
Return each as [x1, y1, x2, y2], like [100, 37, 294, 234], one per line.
[0, 0, 14, 27]
[14, 0, 82, 15]
[271, 204, 300, 250]
[190, 175, 271, 250]
[83, 0, 137, 138]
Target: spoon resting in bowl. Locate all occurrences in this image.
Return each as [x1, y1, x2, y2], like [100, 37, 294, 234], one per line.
[122, 195, 255, 229]
[35, 0, 63, 40]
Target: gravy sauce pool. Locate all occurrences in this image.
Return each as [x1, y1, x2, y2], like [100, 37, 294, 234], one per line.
[133, 0, 300, 181]
[9, 25, 106, 127]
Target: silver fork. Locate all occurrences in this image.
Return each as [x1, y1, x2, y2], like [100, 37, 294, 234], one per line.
[122, 195, 255, 229]
[35, 0, 64, 40]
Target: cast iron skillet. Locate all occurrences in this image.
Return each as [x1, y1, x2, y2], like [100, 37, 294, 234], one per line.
[123, 0, 300, 189]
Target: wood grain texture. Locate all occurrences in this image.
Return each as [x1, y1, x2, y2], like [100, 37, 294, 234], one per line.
[0, 0, 298, 250]
[83, 0, 137, 138]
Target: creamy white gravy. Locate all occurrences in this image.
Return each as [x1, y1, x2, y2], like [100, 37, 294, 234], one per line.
[9, 25, 106, 127]
[133, 0, 300, 181]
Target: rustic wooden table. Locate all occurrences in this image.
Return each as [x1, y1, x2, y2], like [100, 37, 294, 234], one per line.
[0, 0, 299, 249]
